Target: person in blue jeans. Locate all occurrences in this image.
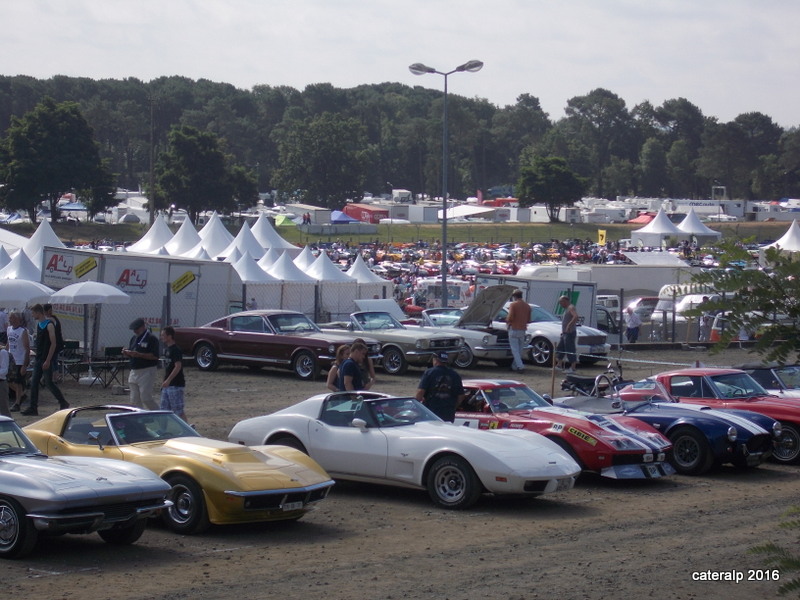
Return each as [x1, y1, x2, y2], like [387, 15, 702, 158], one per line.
[22, 304, 68, 416]
[160, 326, 186, 421]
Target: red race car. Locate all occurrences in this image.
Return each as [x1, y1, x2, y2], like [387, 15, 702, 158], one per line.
[631, 368, 800, 464]
[454, 379, 674, 479]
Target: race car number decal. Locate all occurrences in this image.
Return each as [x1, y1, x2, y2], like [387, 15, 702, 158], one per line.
[567, 427, 597, 446]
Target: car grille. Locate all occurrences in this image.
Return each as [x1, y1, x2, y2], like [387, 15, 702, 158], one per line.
[578, 334, 606, 346]
[746, 434, 773, 454]
[430, 338, 461, 350]
[243, 486, 332, 511]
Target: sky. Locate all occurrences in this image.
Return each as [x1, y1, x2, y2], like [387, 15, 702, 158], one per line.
[2, 0, 798, 128]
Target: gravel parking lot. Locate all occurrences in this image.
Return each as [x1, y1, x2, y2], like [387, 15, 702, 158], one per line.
[6, 345, 797, 599]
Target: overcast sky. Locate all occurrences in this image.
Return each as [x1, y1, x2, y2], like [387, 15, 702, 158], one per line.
[2, 0, 797, 128]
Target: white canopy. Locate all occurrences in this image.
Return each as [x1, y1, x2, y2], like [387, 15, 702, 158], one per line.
[764, 220, 800, 252]
[0, 249, 42, 281]
[437, 205, 495, 220]
[306, 253, 358, 320]
[267, 252, 316, 315]
[223, 247, 243, 264]
[293, 245, 316, 271]
[195, 212, 234, 258]
[347, 254, 392, 300]
[251, 213, 300, 257]
[677, 208, 722, 239]
[126, 214, 174, 253]
[0, 227, 27, 253]
[268, 252, 317, 282]
[0, 245, 12, 270]
[216, 222, 265, 260]
[631, 209, 684, 247]
[232, 254, 282, 310]
[23, 219, 65, 266]
[164, 218, 202, 255]
[258, 248, 283, 271]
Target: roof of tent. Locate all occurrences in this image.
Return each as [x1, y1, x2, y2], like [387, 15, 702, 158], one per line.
[126, 214, 174, 253]
[267, 252, 316, 282]
[196, 212, 235, 257]
[216, 223, 265, 260]
[251, 213, 298, 250]
[258, 247, 283, 270]
[306, 252, 355, 282]
[165, 218, 202, 255]
[347, 255, 388, 283]
[677, 208, 722, 237]
[0, 248, 42, 280]
[233, 254, 280, 283]
[765, 219, 800, 251]
[293, 245, 316, 270]
[330, 210, 360, 224]
[632, 209, 683, 235]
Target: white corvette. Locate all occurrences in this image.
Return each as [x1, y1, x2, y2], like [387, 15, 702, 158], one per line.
[229, 392, 580, 509]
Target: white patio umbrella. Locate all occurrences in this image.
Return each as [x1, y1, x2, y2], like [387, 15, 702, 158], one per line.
[0, 279, 55, 308]
[49, 282, 131, 373]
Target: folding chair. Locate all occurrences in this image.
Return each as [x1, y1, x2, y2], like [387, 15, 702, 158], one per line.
[60, 340, 86, 382]
[92, 346, 127, 388]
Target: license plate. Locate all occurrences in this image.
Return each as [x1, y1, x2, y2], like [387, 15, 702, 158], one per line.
[555, 478, 572, 492]
[282, 501, 304, 511]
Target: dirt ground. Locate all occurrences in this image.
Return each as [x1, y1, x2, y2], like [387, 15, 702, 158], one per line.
[6, 345, 799, 599]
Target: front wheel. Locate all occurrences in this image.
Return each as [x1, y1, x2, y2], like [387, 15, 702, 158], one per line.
[454, 345, 476, 369]
[163, 474, 209, 535]
[669, 427, 714, 475]
[0, 497, 38, 559]
[773, 422, 800, 464]
[528, 337, 554, 367]
[425, 456, 482, 509]
[270, 435, 308, 454]
[292, 350, 317, 380]
[382, 347, 408, 375]
[98, 519, 147, 545]
[194, 343, 218, 371]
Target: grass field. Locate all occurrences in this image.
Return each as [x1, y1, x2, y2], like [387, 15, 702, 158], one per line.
[1, 218, 792, 248]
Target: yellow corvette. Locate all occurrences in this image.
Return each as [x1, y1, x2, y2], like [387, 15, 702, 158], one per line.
[24, 405, 334, 534]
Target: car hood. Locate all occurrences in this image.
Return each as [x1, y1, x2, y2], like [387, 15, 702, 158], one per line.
[0, 453, 170, 499]
[458, 284, 516, 326]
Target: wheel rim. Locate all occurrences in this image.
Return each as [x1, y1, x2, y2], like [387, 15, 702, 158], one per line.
[196, 346, 214, 369]
[455, 347, 473, 368]
[0, 503, 20, 550]
[384, 350, 402, 373]
[168, 483, 198, 525]
[432, 465, 466, 504]
[673, 435, 700, 469]
[295, 353, 314, 378]
[530, 339, 551, 366]
[774, 425, 800, 462]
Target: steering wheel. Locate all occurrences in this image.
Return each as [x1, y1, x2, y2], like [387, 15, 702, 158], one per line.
[0, 442, 13, 449]
[491, 402, 510, 412]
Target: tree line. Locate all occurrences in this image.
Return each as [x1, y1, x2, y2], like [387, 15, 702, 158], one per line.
[0, 74, 798, 222]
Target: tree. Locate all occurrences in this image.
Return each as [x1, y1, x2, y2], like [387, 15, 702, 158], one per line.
[517, 156, 586, 222]
[154, 125, 255, 223]
[638, 137, 669, 196]
[688, 240, 800, 363]
[271, 112, 371, 208]
[0, 97, 112, 221]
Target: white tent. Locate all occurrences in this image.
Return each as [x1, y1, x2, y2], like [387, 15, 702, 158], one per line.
[0, 245, 12, 270]
[232, 254, 282, 309]
[22, 219, 65, 266]
[0, 227, 27, 254]
[347, 255, 392, 300]
[631, 209, 684, 247]
[165, 218, 202, 256]
[437, 204, 495, 220]
[223, 247, 243, 264]
[126, 214, 174, 253]
[293, 245, 316, 271]
[216, 222, 265, 260]
[267, 252, 316, 315]
[257, 248, 283, 271]
[182, 243, 213, 261]
[0, 248, 42, 281]
[194, 212, 234, 258]
[251, 213, 300, 258]
[760, 219, 800, 265]
[677, 208, 722, 242]
[306, 252, 358, 321]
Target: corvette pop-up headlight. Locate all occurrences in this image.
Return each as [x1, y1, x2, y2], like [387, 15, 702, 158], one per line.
[727, 426, 737, 442]
[773, 422, 783, 438]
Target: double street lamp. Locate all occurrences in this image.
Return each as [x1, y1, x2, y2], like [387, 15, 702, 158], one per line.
[409, 59, 483, 307]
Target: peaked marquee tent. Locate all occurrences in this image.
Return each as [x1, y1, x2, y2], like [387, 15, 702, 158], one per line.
[631, 209, 684, 247]
[306, 252, 358, 321]
[677, 208, 722, 242]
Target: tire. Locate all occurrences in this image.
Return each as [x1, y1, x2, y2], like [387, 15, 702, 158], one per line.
[454, 345, 477, 369]
[194, 343, 218, 371]
[382, 346, 408, 375]
[528, 337, 554, 367]
[0, 497, 38, 559]
[773, 422, 800, 464]
[548, 436, 585, 470]
[163, 474, 209, 535]
[425, 456, 483, 509]
[98, 518, 147, 545]
[668, 427, 714, 475]
[270, 435, 308, 454]
[292, 350, 317, 380]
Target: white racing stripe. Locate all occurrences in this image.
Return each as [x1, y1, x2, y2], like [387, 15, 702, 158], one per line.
[669, 403, 769, 435]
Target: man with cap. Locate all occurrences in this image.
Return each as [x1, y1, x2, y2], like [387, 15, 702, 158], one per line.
[415, 352, 465, 422]
[122, 318, 160, 409]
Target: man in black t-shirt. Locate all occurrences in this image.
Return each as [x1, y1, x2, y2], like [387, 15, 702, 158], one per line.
[338, 342, 367, 391]
[160, 326, 186, 421]
[122, 318, 160, 409]
[415, 352, 465, 422]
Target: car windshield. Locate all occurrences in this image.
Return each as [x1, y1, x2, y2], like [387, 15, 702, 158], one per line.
[426, 309, 462, 326]
[708, 372, 768, 398]
[354, 312, 405, 331]
[0, 420, 41, 454]
[474, 385, 551, 412]
[101, 412, 200, 444]
[530, 306, 560, 323]
[774, 366, 800, 390]
[319, 396, 440, 428]
[267, 313, 320, 334]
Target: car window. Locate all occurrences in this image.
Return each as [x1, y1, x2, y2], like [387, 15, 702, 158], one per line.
[709, 372, 766, 398]
[775, 366, 800, 389]
[267, 314, 319, 334]
[62, 415, 112, 445]
[354, 312, 403, 331]
[669, 375, 702, 397]
[320, 396, 367, 427]
[231, 315, 267, 333]
[0, 421, 38, 453]
[530, 306, 559, 323]
[483, 385, 551, 411]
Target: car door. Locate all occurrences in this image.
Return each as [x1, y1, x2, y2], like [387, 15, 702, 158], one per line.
[218, 315, 274, 361]
[44, 415, 125, 461]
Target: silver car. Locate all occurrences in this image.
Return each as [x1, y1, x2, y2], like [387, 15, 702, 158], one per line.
[0, 416, 171, 559]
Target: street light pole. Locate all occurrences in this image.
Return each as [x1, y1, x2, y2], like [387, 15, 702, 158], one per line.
[409, 60, 483, 307]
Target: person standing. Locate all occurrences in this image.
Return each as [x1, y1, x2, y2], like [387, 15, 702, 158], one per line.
[159, 326, 186, 421]
[556, 295, 579, 374]
[624, 307, 642, 343]
[0, 307, 8, 344]
[0, 342, 10, 417]
[122, 318, 160, 409]
[506, 290, 531, 372]
[415, 352, 465, 422]
[22, 304, 69, 416]
[326, 344, 350, 392]
[7, 311, 30, 412]
[338, 342, 368, 391]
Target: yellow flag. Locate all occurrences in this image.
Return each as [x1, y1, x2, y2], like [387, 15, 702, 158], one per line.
[598, 229, 607, 245]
